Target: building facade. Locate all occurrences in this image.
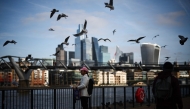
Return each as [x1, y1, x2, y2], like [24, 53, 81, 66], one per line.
[56, 44, 67, 65]
[99, 45, 110, 63]
[92, 37, 100, 63]
[119, 52, 134, 64]
[140, 43, 160, 65]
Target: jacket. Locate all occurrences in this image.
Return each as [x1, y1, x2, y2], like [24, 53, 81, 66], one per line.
[77, 74, 89, 97]
[152, 71, 183, 109]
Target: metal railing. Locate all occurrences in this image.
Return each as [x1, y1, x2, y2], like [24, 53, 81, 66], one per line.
[0, 85, 190, 109]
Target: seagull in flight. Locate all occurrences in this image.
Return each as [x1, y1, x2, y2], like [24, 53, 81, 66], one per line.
[50, 50, 60, 56]
[3, 40, 17, 47]
[178, 35, 188, 45]
[105, 0, 114, 11]
[127, 36, 146, 43]
[165, 57, 170, 62]
[113, 29, 116, 35]
[152, 34, 159, 40]
[50, 9, 59, 18]
[61, 36, 70, 46]
[98, 38, 111, 42]
[161, 45, 167, 48]
[73, 20, 88, 37]
[57, 13, 68, 21]
[49, 28, 54, 31]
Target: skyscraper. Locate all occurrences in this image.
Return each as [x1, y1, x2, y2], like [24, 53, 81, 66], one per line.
[75, 24, 85, 60]
[82, 38, 92, 61]
[119, 52, 134, 64]
[140, 43, 160, 65]
[115, 46, 123, 62]
[56, 44, 67, 65]
[92, 37, 99, 63]
[99, 45, 110, 63]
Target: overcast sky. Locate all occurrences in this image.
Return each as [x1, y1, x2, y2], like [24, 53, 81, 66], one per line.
[0, 0, 190, 63]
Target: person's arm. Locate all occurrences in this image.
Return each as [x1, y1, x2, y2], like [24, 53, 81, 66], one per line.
[173, 77, 183, 109]
[152, 77, 158, 96]
[77, 76, 88, 90]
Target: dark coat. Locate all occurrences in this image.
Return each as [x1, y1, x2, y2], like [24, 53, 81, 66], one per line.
[152, 71, 183, 109]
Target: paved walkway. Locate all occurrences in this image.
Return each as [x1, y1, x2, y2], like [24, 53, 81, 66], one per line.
[127, 97, 190, 109]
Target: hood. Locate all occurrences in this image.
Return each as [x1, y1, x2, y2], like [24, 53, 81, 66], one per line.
[157, 71, 172, 79]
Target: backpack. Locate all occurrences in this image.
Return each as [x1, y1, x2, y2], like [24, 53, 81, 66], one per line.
[154, 76, 172, 100]
[87, 78, 94, 95]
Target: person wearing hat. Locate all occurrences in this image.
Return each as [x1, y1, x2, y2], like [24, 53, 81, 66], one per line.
[152, 62, 183, 109]
[75, 66, 90, 109]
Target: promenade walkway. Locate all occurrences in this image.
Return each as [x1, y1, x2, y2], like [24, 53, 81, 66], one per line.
[127, 97, 190, 109]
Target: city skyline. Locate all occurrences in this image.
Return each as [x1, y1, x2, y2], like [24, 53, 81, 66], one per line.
[0, 0, 190, 63]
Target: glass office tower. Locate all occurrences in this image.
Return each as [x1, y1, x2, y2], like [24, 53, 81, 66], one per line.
[92, 37, 99, 63]
[75, 24, 85, 60]
[99, 45, 110, 63]
[82, 38, 92, 61]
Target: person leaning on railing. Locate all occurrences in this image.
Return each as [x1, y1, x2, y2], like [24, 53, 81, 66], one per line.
[74, 67, 90, 109]
[152, 62, 183, 109]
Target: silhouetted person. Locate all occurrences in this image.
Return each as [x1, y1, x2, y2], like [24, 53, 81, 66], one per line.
[152, 62, 183, 109]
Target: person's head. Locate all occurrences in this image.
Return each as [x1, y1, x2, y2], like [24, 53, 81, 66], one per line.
[80, 66, 88, 75]
[163, 62, 173, 72]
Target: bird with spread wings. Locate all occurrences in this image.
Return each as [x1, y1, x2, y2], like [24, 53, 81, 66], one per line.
[98, 38, 111, 42]
[3, 40, 17, 47]
[127, 36, 146, 43]
[73, 20, 88, 37]
[61, 36, 70, 46]
[50, 9, 59, 18]
[105, 0, 114, 11]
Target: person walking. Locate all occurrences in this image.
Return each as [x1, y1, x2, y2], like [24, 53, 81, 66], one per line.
[76, 66, 90, 109]
[152, 62, 183, 109]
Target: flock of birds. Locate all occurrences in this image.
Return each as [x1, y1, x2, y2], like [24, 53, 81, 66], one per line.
[2, 0, 189, 62]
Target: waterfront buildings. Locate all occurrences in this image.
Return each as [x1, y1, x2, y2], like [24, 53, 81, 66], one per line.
[140, 43, 161, 65]
[95, 70, 127, 85]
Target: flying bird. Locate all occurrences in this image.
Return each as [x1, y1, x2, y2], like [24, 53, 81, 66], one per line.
[3, 40, 17, 47]
[72, 44, 76, 46]
[161, 45, 167, 48]
[73, 20, 88, 37]
[152, 34, 159, 40]
[178, 35, 188, 45]
[57, 13, 68, 21]
[113, 29, 116, 35]
[50, 50, 60, 56]
[105, 0, 114, 10]
[98, 38, 111, 42]
[127, 36, 146, 43]
[61, 36, 70, 46]
[49, 28, 54, 31]
[50, 9, 59, 18]
[165, 57, 170, 62]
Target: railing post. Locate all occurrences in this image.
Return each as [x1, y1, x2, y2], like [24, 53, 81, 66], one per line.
[124, 87, 126, 109]
[102, 87, 105, 109]
[132, 86, 135, 108]
[73, 89, 75, 109]
[31, 90, 33, 109]
[2, 90, 5, 109]
[114, 87, 116, 109]
[147, 85, 151, 106]
[54, 89, 56, 109]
